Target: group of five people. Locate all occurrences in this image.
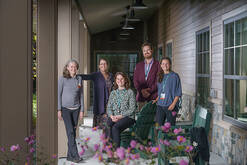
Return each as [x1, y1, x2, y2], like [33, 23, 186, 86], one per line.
[57, 42, 182, 163]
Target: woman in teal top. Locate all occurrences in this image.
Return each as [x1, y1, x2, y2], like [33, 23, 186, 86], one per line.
[106, 72, 136, 147]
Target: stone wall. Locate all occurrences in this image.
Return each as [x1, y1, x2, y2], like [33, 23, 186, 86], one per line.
[210, 103, 247, 165]
[177, 90, 247, 165]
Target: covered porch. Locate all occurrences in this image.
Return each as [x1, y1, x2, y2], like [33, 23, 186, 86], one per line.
[0, 0, 247, 164]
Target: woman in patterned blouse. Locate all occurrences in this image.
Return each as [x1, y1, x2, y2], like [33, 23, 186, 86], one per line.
[106, 72, 136, 148]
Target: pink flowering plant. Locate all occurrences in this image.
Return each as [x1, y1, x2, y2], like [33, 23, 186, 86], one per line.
[0, 135, 57, 165]
[83, 123, 199, 165]
[154, 122, 199, 165]
[77, 135, 92, 157]
[87, 125, 192, 165]
[91, 134, 145, 165]
[0, 124, 198, 165]
[78, 126, 158, 165]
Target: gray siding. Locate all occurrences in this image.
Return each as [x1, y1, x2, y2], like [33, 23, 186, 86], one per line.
[148, 0, 247, 164]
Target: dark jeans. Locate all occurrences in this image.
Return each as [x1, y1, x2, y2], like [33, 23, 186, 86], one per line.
[155, 105, 177, 126]
[61, 107, 80, 159]
[106, 116, 135, 148]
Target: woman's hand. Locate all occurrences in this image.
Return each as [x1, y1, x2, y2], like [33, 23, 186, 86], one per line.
[168, 96, 179, 111]
[58, 111, 63, 120]
[79, 111, 84, 120]
[110, 115, 117, 122]
[116, 115, 123, 120]
[111, 115, 122, 122]
[152, 96, 159, 104]
[141, 88, 151, 98]
[168, 103, 175, 111]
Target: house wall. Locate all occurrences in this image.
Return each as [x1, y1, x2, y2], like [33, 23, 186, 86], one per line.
[148, 0, 247, 164]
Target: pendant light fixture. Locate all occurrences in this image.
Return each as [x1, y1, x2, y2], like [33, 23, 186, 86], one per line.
[132, 0, 148, 10]
[122, 19, 134, 30]
[127, 9, 141, 22]
[120, 31, 130, 36]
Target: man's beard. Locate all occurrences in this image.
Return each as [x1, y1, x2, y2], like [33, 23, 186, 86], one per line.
[144, 54, 152, 59]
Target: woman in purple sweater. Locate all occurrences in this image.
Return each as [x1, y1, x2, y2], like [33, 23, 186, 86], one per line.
[79, 58, 114, 129]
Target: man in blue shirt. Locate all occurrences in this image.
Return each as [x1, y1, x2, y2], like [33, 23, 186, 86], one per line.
[153, 57, 182, 126]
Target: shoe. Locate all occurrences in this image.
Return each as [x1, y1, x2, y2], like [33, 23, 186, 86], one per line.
[73, 158, 83, 163]
[67, 157, 83, 163]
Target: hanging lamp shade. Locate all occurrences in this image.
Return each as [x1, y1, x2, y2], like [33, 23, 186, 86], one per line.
[127, 9, 141, 22]
[132, 0, 147, 9]
[122, 20, 135, 30]
[120, 31, 130, 36]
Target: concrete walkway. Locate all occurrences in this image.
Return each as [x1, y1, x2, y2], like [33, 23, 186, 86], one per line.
[58, 115, 228, 165]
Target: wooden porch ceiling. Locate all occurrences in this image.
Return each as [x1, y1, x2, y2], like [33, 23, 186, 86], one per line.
[77, 0, 164, 34]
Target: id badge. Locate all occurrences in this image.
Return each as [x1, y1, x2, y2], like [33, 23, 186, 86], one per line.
[160, 93, 166, 100]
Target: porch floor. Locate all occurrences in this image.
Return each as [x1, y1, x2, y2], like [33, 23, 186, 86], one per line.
[58, 113, 228, 165]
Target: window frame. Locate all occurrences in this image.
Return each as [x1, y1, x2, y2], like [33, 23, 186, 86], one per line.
[95, 51, 138, 78]
[195, 27, 211, 108]
[223, 11, 247, 130]
[166, 40, 173, 61]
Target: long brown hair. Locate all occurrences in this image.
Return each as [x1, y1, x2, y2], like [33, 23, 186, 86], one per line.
[63, 59, 79, 78]
[158, 57, 172, 83]
[113, 72, 131, 90]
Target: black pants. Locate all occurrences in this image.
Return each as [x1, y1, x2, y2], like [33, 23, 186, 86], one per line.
[155, 105, 177, 126]
[62, 107, 80, 160]
[106, 116, 135, 148]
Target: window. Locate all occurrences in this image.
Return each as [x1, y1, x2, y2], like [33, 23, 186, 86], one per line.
[224, 12, 247, 126]
[157, 44, 163, 61]
[96, 53, 137, 84]
[196, 27, 210, 108]
[166, 42, 172, 60]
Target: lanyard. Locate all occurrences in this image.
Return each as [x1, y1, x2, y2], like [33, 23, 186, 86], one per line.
[162, 74, 170, 92]
[145, 59, 153, 80]
[116, 89, 126, 111]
